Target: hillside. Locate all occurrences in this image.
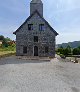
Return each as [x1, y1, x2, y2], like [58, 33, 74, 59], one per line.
[57, 41, 80, 48]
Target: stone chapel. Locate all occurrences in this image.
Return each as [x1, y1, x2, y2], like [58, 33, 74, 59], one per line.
[13, 0, 58, 57]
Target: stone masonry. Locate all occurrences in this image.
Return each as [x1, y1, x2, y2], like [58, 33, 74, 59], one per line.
[13, 0, 58, 57]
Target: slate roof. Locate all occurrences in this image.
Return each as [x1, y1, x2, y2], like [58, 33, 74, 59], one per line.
[13, 10, 58, 36]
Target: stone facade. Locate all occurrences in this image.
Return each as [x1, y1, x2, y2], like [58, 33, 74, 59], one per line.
[13, 0, 58, 57]
[30, 1, 43, 16]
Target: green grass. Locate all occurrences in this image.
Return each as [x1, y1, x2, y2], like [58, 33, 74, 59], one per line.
[0, 46, 16, 51]
[0, 46, 16, 58]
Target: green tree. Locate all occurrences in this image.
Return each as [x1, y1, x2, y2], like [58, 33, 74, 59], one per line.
[2, 39, 8, 47]
[5, 37, 11, 42]
[60, 46, 63, 49]
[63, 48, 69, 56]
[73, 48, 80, 55]
[0, 35, 4, 40]
[66, 45, 71, 54]
[78, 46, 80, 49]
[58, 45, 72, 56]
[0, 35, 11, 47]
[57, 46, 64, 54]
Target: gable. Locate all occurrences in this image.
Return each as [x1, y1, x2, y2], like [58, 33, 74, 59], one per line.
[13, 10, 58, 36]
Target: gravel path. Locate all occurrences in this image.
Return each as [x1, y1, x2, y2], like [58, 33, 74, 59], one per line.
[0, 56, 80, 92]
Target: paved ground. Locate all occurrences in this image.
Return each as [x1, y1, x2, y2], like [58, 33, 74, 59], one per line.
[0, 56, 80, 92]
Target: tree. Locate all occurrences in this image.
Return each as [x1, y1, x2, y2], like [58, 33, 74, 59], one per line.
[57, 46, 64, 54]
[60, 46, 63, 49]
[62, 48, 68, 56]
[57, 45, 72, 56]
[0, 35, 12, 47]
[2, 39, 8, 47]
[5, 37, 11, 42]
[0, 35, 4, 40]
[78, 46, 80, 49]
[73, 48, 80, 55]
[66, 45, 71, 54]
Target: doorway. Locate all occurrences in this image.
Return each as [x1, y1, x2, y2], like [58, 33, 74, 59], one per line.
[34, 46, 38, 56]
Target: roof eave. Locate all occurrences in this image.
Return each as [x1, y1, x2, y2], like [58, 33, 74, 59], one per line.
[13, 32, 16, 35]
[56, 33, 59, 36]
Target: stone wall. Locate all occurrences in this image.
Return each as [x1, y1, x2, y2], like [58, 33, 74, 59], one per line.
[16, 13, 56, 57]
[30, 3, 43, 16]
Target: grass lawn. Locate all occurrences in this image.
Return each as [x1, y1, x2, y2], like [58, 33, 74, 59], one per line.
[0, 46, 16, 58]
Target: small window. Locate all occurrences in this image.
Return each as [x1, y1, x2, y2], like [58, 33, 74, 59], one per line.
[28, 24, 33, 30]
[39, 24, 44, 31]
[45, 46, 49, 53]
[34, 36, 38, 42]
[23, 47, 27, 54]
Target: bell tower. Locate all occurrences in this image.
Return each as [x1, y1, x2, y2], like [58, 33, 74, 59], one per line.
[30, 0, 43, 17]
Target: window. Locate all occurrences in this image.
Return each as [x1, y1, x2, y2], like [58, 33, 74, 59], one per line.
[23, 47, 27, 54]
[34, 36, 38, 42]
[39, 24, 44, 31]
[28, 24, 33, 30]
[45, 46, 49, 53]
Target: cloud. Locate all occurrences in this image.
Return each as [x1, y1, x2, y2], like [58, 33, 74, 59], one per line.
[56, 26, 80, 44]
[57, 32, 80, 44]
[0, 0, 29, 13]
[43, 0, 80, 44]
[0, 23, 17, 40]
[44, 0, 80, 12]
[0, 0, 80, 44]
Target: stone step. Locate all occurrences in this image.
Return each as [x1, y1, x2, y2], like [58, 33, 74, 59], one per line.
[17, 56, 52, 61]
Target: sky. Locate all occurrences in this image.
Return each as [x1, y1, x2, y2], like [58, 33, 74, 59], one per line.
[0, 0, 80, 44]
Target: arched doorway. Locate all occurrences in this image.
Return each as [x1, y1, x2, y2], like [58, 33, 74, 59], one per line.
[34, 46, 38, 56]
